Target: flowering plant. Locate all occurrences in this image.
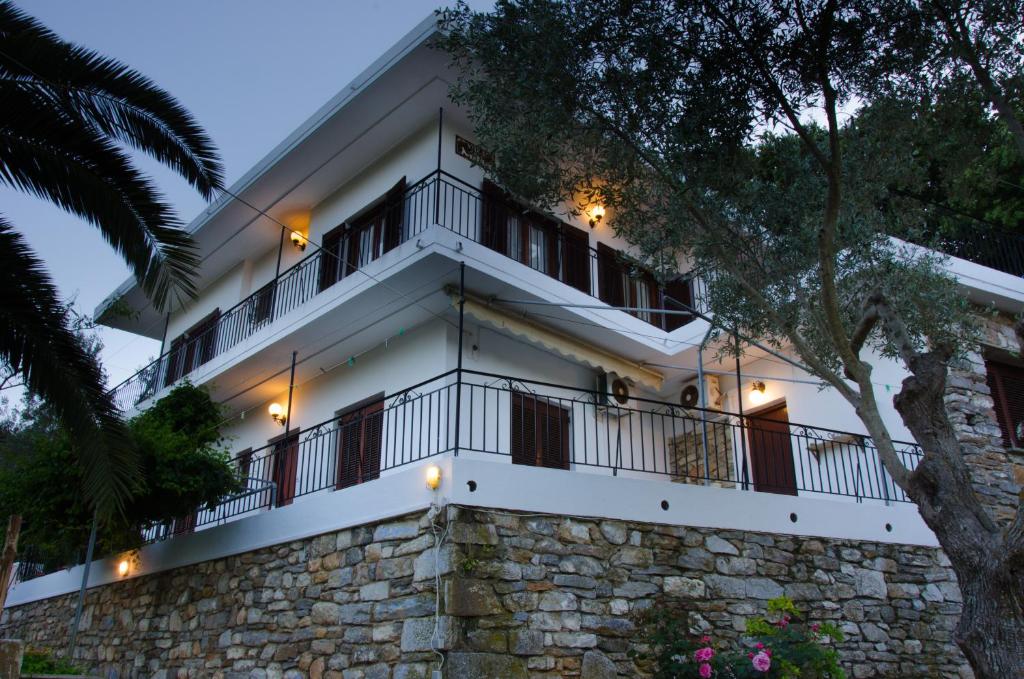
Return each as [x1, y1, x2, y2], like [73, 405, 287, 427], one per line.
[630, 596, 846, 678]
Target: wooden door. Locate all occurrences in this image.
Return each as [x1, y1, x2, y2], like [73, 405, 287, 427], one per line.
[336, 399, 384, 489]
[560, 223, 591, 294]
[272, 432, 299, 506]
[747, 404, 798, 495]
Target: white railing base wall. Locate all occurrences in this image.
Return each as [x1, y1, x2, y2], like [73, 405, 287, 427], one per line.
[5, 456, 936, 609]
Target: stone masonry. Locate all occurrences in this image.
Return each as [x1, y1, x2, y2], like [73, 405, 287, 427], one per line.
[945, 313, 1024, 526]
[1, 506, 969, 678]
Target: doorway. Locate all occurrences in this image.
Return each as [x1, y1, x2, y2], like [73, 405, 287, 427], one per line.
[746, 403, 798, 495]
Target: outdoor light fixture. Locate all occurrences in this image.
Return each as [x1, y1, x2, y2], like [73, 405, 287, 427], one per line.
[588, 204, 606, 228]
[117, 559, 130, 577]
[290, 231, 307, 251]
[425, 464, 442, 490]
[268, 402, 287, 426]
[749, 380, 767, 406]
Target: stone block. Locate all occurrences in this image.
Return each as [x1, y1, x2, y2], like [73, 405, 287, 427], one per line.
[400, 616, 458, 652]
[446, 578, 503, 616]
[510, 629, 544, 655]
[311, 602, 341, 625]
[705, 535, 739, 555]
[373, 520, 420, 542]
[373, 594, 436, 621]
[664, 576, 706, 598]
[539, 590, 578, 611]
[446, 652, 528, 679]
[582, 649, 618, 679]
[854, 568, 888, 600]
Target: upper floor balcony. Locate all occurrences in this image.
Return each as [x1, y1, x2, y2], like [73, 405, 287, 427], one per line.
[108, 169, 709, 412]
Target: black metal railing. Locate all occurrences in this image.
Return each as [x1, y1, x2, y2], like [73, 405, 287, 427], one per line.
[932, 230, 1024, 278]
[109, 170, 709, 411]
[152, 370, 918, 541]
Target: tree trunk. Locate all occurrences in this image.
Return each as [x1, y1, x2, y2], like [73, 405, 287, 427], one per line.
[0, 514, 23, 616]
[892, 380, 1024, 679]
[952, 563, 1024, 678]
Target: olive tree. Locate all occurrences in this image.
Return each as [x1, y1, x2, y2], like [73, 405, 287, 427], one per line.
[438, 1, 1024, 675]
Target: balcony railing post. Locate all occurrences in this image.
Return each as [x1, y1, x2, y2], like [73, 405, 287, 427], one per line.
[454, 261, 466, 457]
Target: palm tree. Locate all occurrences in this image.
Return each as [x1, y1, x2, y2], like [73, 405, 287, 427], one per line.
[0, 1, 225, 515]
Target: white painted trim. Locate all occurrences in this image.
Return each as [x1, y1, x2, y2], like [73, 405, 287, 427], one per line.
[6, 457, 937, 608]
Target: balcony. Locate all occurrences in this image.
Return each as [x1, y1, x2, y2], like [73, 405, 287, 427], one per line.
[138, 369, 919, 544]
[109, 170, 709, 412]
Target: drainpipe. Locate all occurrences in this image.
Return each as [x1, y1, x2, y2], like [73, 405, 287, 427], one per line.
[434, 108, 443, 225]
[734, 331, 751, 490]
[696, 324, 714, 486]
[67, 510, 98, 661]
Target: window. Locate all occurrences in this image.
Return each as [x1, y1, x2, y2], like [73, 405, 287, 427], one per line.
[163, 309, 221, 386]
[318, 178, 406, 292]
[249, 283, 274, 327]
[481, 180, 590, 293]
[336, 396, 385, 489]
[510, 393, 570, 469]
[985, 357, 1024, 448]
[237, 448, 253, 480]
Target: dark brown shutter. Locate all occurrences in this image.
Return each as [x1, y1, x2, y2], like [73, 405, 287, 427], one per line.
[541, 216, 560, 278]
[597, 243, 625, 307]
[985, 359, 1024, 448]
[560, 223, 591, 294]
[511, 393, 570, 468]
[195, 309, 221, 366]
[272, 432, 299, 506]
[510, 392, 536, 466]
[539, 400, 570, 469]
[164, 336, 185, 386]
[336, 399, 384, 488]
[172, 511, 197, 536]
[481, 180, 509, 255]
[361, 401, 384, 482]
[319, 225, 345, 291]
[237, 448, 253, 479]
[662, 276, 694, 331]
[344, 223, 361, 278]
[382, 177, 407, 254]
[251, 283, 274, 325]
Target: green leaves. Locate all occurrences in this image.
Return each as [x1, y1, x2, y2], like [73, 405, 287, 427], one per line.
[0, 383, 242, 568]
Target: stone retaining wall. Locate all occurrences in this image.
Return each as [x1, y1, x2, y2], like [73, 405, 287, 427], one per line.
[1, 505, 969, 678]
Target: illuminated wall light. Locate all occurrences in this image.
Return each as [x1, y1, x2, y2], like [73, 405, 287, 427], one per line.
[588, 204, 606, 228]
[268, 402, 287, 426]
[290, 230, 307, 251]
[749, 380, 767, 406]
[117, 559, 130, 577]
[425, 465, 442, 491]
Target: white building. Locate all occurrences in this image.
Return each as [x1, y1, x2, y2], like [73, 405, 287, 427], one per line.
[9, 16, 1024, 606]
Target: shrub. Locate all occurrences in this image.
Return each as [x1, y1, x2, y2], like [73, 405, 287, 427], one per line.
[21, 647, 84, 675]
[631, 596, 845, 678]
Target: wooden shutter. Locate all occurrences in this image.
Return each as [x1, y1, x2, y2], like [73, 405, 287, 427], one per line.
[336, 398, 385, 489]
[985, 359, 1024, 448]
[172, 511, 197, 536]
[164, 336, 185, 387]
[251, 283, 274, 326]
[560, 223, 591, 294]
[382, 177, 407, 254]
[597, 243, 625, 307]
[272, 432, 299, 506]
[237, 448, 253, 479]
[319, 224, 345, 291]
[195, 309, 221, 366]
[662, 276, 694, 331]
[510, 392, 537, 466]
[481, 180, 509, 255]
[511, 393, 570, 469]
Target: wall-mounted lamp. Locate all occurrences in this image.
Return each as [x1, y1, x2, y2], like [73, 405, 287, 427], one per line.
[749, 380, 767, 406]
[117, 559, 130, 577]
[588, 204, 606, 228]
[268, 402, 287, 426]
[290, 231, 307, 252]
[425, 464, 442, 491]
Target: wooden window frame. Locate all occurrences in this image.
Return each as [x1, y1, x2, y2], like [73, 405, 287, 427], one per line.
[985, 355, 1024, 449]
[510, 392, 571, 470]
[336, 393, 386, 489]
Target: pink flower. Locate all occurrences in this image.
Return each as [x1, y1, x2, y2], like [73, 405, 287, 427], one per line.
[699, 662, 713, 678]
[701, 635, 711, 644]
[752, 651, 771, 673]
[811, 623, 821, 633]
[755, 642, 764, 649]
[694, 647, 715, 662]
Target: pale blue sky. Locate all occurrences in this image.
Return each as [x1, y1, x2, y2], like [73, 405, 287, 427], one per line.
[4, 0, 491, 389]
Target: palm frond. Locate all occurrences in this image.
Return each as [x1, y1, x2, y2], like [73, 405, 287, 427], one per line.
[0, 86, 199, 309]
[0, 217, 140, 514]
[0, 2, 224, 198]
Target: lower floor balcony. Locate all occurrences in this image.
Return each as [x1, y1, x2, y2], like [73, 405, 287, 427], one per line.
[142, 368, 921, 544]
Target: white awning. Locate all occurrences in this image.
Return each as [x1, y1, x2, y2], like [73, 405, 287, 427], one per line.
[450, 293, 663, 391]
